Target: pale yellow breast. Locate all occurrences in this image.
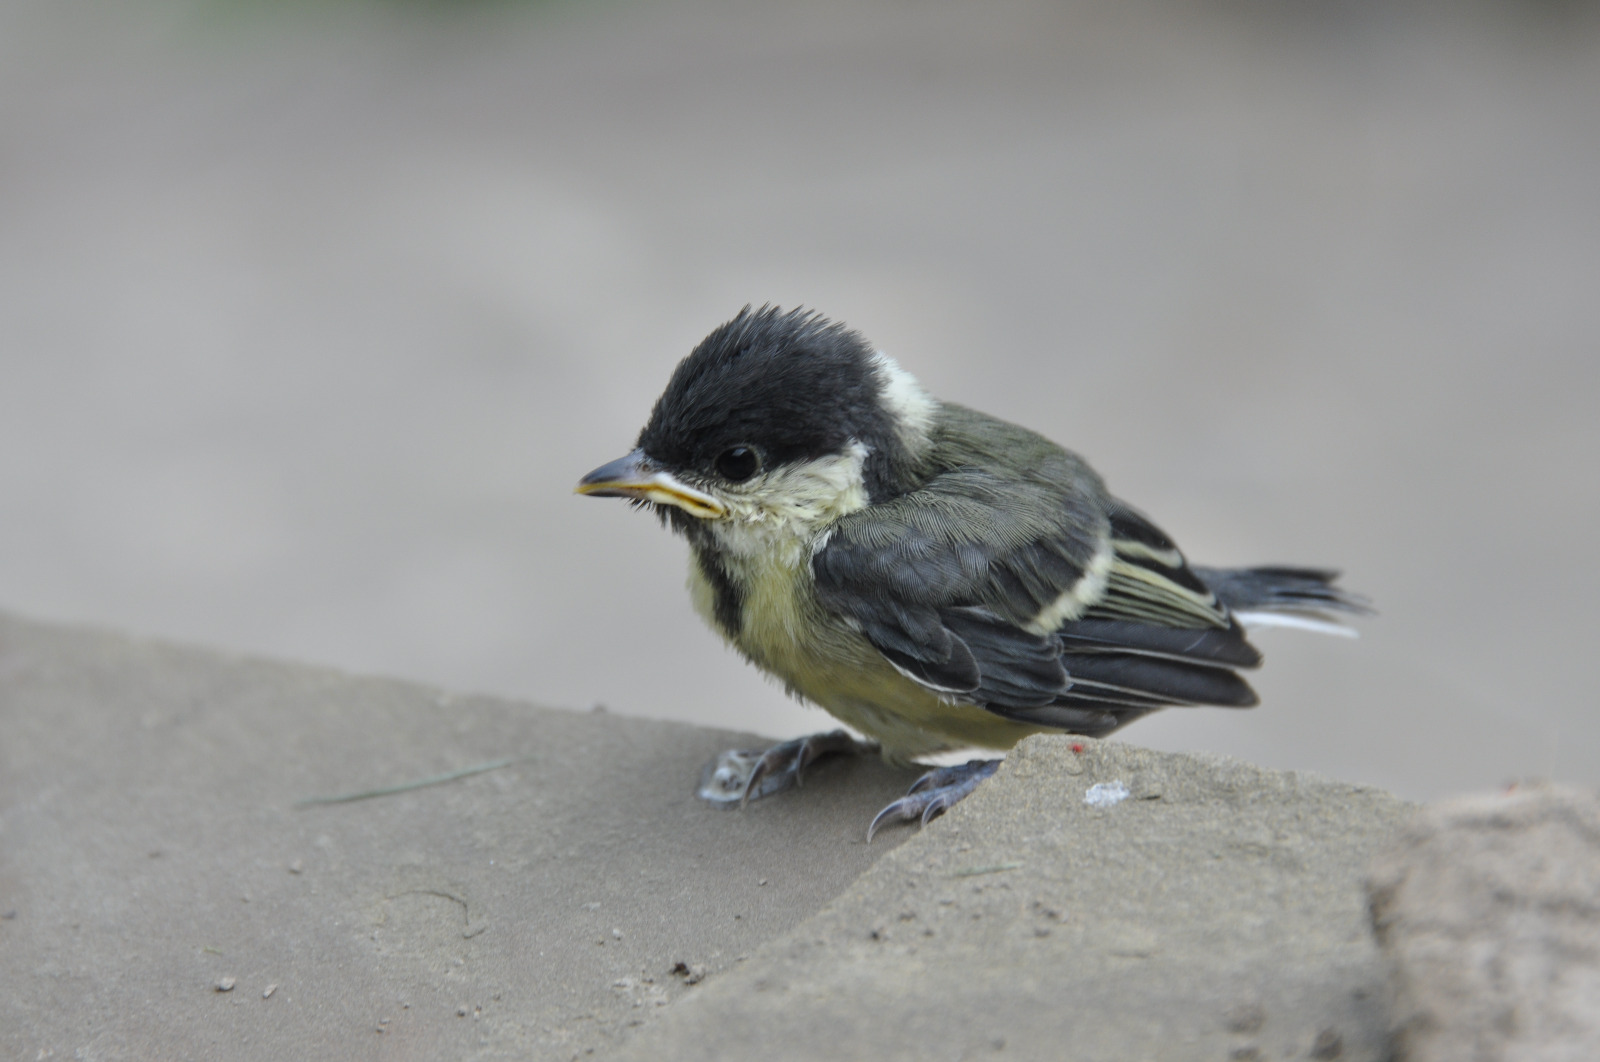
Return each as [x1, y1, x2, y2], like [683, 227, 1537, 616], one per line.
[686, 546, 1047, 764]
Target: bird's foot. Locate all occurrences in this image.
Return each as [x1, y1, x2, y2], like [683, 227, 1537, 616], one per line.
[697, 730, 863, 806]
[867, 758, 1002, 842]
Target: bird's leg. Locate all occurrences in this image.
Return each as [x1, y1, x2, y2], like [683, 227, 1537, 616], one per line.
[697, 730, 864, 806]
[867, 759, 1002, 842]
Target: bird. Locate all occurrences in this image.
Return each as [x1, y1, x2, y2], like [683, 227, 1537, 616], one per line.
[577, 306, 1367, 838]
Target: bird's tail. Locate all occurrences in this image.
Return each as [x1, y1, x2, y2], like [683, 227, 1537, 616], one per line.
[1192, 566, 1372, 638]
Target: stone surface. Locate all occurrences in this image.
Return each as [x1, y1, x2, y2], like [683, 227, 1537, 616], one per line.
[617, 735, 1416, 1062]
[1367, 783, 1600, 1062]
[0, 612, 920, 1061]
[0, 610, 1424, 1061]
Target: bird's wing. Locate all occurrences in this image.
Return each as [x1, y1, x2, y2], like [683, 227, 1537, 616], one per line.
[812, 476, 1261, 734]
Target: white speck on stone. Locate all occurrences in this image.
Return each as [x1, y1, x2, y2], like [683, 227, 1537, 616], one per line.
[1084, 781, 1131, 808]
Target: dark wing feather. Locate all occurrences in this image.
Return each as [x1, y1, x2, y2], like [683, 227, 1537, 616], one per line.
[942, 608, 1070, 707]
[1056, 619, 1261, 668]
[812, 454, 1267, 731]
[1192, 565, 1373, 618]
[814, 467, 1108, 628]
[1083, 503, 1233, 629]
[812, 466, 1101, 702]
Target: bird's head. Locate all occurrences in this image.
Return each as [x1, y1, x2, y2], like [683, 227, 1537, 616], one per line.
[577, 306, 935, 542]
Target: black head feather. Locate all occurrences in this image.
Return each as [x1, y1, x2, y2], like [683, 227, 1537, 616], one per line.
[637, 306, 913, 499]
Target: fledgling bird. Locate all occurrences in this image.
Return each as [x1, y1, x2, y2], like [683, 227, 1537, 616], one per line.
[578, 306, 1367, 838]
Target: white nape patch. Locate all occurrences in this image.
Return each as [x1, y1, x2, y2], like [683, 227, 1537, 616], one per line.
[1084, 780, 1131, 808]
[870, 351, 936, 457]
[708, 440, 871, 564]
[1023, 538, 1115, 635]
[1234, 611, 1360, 638]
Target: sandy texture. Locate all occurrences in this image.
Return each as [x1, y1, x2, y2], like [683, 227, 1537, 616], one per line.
[1368, 783, 1600, 1062]
[617, 735, 1415, 1062]
[0, 611, 919, 1061]
[0, 612, 1424, 1060]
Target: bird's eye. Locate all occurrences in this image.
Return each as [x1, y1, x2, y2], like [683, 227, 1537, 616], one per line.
[714, 446, 761, 482]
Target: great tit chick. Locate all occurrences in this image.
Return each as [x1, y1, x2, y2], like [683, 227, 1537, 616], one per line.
[578, 306, 1367, 837]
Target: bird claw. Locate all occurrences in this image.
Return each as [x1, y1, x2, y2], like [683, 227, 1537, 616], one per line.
[867, 759, 1001, 842]
[697, 730, 861, 806]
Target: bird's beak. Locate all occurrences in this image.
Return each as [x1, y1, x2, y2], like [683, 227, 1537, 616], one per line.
[575, 450, 727, 520]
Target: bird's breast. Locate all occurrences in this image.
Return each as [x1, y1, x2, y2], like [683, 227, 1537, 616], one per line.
[689, 527, 841, 675]
[686, 535, 1047, 762]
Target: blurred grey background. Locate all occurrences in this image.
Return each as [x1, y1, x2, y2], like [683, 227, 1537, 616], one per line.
[2, 0, 1596, 800]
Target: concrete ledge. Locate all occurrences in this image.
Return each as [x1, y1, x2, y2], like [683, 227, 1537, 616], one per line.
[1368, 782, 1600, 1062]
[617, 736, 1414, 1062]
[0, 612, 920, 1060]
[1, 611, 1414, 1060]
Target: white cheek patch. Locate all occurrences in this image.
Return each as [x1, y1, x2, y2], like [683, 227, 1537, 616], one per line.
[711, 442, 873, 560]
[870, 351, 936, 457]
